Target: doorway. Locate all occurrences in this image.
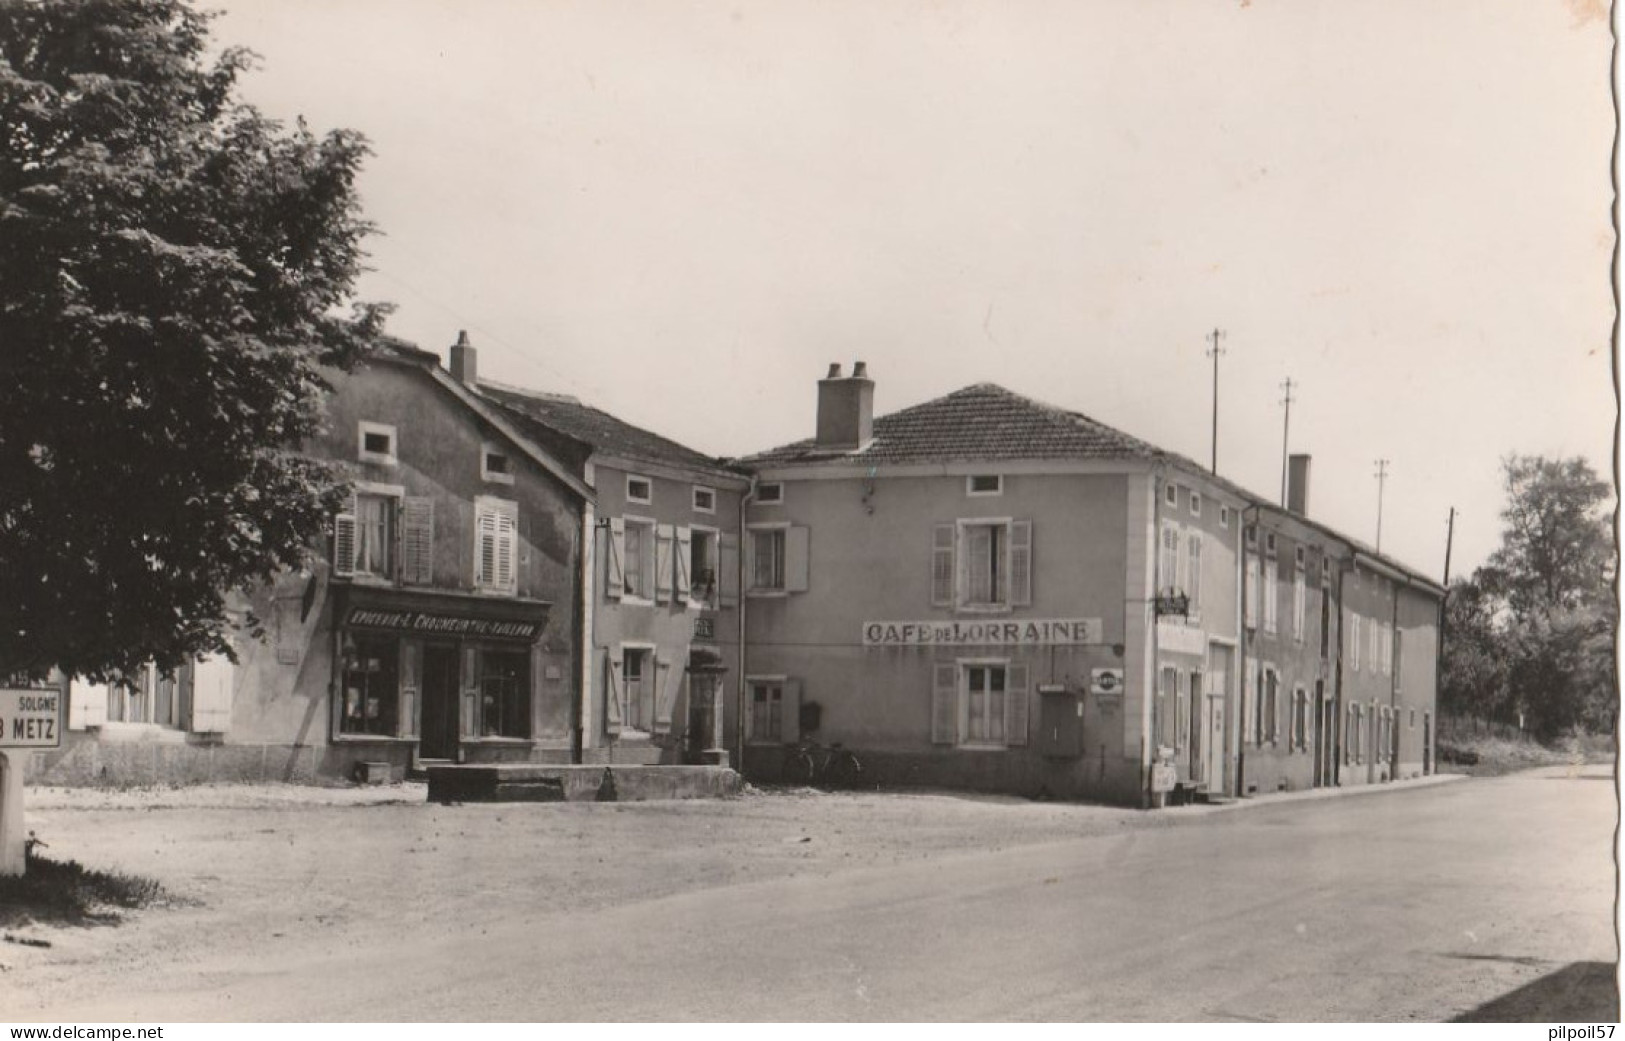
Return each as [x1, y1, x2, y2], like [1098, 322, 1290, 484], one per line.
[420, 644, 460, 760]
[1312, 680, 1329, 787]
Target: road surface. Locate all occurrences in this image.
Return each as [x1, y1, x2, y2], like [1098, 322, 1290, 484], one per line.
[12, 765, 1617, 1021]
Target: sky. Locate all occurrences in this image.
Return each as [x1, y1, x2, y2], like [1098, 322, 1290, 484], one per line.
[212, 0, 1616, 581]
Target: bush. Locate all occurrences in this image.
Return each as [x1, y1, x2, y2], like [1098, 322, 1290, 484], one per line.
[0, 849, 184, 928]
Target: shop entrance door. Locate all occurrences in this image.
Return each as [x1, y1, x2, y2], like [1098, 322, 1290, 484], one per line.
[420, 644, 460, 761]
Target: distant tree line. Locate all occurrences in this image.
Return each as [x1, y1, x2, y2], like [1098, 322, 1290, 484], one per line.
[1440, 456, 1616, 742]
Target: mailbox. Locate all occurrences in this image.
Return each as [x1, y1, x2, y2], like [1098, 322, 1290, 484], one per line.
[1037, 684, 1083, 759]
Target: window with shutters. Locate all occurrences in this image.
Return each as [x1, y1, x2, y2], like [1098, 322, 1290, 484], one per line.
[689, 527, 718, 606]
[1293, 686, 1308, 750]
[750, 528, 785, 590]
[1244, 554, 1261, 629]
[1186, 533, 1203, 619]
[617, 646, 656, 731]
[358, 421, 397, 466]
[963, 663, 1007, 746]
[1292, 568, 1306, 643]
[473, 496, 518, 593]
[749, 681, 784, 743]
[476, 649, 529, 738]
[481, 442, 513, 485]
[354, 493, 395, 579]
[1263, 558, 1279, 634]
[621, 517, 656, 599]
[339, 634, 399, 736]
[1157, 523, 1179, 595]
[1319, 583, 1332, 658]
[957, 519, 1031, 611]
[1349, 612, 1362, 672]
[745, 524, 808, 595]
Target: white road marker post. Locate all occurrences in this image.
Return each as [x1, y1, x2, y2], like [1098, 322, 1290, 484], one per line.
[0, 686, 65, 875]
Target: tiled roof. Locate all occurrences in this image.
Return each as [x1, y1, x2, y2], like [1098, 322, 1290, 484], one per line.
[738, 382, 1164, 467]
[478, 381, 743, 481]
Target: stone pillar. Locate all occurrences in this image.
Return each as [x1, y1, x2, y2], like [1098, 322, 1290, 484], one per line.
[0, 751, 26, 876]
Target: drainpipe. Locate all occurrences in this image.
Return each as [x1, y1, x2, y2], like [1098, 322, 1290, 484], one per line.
[736, 475, 757, 775]
[1147, 467, 1164, 809]
[1237, 503, 1262, 798]
[570, 507, 587, 765]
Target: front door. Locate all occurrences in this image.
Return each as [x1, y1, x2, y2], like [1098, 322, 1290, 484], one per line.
[1423, 712, 1432, 775]
[1188, 668, 1206, 786]
[420, 644, 460, 760]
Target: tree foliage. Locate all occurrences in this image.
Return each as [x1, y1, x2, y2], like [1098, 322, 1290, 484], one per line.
[0, 0, 387, 680]
[1442, 455, 1616, 740]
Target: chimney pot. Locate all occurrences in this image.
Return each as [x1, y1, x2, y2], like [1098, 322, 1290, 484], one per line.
[851, 361, 868, 379]
[1288, 454, 1311, 515]
[450, 331, 477, 386]
[815, 362, 874, 450]
[827, 363, 843, 379]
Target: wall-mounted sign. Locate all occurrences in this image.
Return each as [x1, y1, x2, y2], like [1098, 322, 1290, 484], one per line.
[1090, 668, 1124, 695]
[0, 688, 62, 748]
[344, 608, 541, 642]
[1155, 620, 1208, 656]
[862, 618, 1102, 648]
[693, 616, 715, 640]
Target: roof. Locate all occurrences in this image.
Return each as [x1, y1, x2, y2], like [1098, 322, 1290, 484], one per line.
[738, 383, 1166, 467]
[477, 381, 744, 482]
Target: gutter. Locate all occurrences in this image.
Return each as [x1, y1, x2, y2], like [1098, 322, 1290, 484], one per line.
[736, 475, 757, 774]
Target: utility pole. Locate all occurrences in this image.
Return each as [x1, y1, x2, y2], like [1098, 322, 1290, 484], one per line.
[1374, 459, 1390, 552]
[1278, 377, 1296, 507]
[1442, 506, 1456, 585]
[1205, 328, 1225, 474]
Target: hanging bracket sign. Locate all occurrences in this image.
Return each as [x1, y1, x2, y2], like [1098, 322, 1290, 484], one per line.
[0, 688, 62, 748]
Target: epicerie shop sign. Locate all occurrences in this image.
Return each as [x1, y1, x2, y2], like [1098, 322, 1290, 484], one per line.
[862, 618, 1102, 647]
[0, 688, 62, 748]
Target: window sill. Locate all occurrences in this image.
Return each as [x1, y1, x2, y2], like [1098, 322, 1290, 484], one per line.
[617, 594, 655, 607]
[464, 736, 534, 745]
[334, 734, 417, 744]
[471, 586, 519, 598]
[955, 603, 1012, 615]
[955, 742, 1010, 752]
[746, 589, 789, 599]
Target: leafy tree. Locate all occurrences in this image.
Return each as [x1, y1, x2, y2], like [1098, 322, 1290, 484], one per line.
[0, 0, 387, 681]
[1438, 577, 1509, 723]
[1478, 455, 1612, 622]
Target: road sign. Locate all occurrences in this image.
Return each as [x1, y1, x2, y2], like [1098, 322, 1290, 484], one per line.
[0, 688, 63, 748]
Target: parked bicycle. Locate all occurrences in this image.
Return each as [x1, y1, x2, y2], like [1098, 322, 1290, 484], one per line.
[783, 738, 863, 790]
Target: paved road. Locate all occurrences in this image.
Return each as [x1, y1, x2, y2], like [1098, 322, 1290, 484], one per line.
[42, 765, 1617, 1021]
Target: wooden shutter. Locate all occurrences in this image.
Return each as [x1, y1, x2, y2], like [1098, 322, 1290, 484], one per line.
[495, 509, 516, 591]
[931, 524, 955, 606]
[1243, 659, 1257, 744]
[785, 526, 810, 592]
[605, 517, 626, 599]
[189, 654, 233, 733]
[401, 497, 434, 585]
[718, 533, 739, 608]
[603, 651, 624, 736]
[398, 641, 421, 738]
[1009, 521, 1032, 606]
[931, 663, 957, 745]
[68, 677, 108, 729]
[654, 657, 678, 731]
[460, 646, 479, 738]
[474, 505, 497, 587]
[782, 679, 801, 744]
[654, 525, 675, 604]
[333, 492, 358, 577]
[1244, 555, 1259, 627]
[675, 526, 693, 600]
[1187, 534, 1202, 612]
[1005, 663, 1029, 747]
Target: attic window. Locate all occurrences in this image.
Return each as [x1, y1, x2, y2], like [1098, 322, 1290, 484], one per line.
[966, 475, 1003, 497]
[1220, 505, 1231, 529]
[1190, 492, 1202, 517]
[1322, 557, 1331, 578]
[1245, 524, 1257, 546]
[692, 486, 716, 513]
[358, 422, 397, 466]
[626, 476, 652, 505]
[1265, 533, 1278, 556]
[481, 442, 513, 485]
[756, 482, 784, 505]
[1165, 483, 1178, 507]
[1295, 545, 1307, 568]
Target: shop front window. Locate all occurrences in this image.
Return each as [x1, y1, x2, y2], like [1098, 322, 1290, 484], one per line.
[478, 649, 530, 738]
[341, 635, 399, 736]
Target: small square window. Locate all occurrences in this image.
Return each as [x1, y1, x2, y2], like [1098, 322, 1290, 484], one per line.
[358, 421, 397, 466]
[756, 482, 784, 505]
[1220, 505, 1231, 529]
[626, 475, 652, 505]
[967, 474, 1003, 496]
[1295, 545, 1307, 569]
[1165, 483, 1178, 506]
[1245, 524, 1257, 546]
[1190, 492, 1202, 517]
[692, 486, 716, 513]
[1265, 533, 1277, 555]
[1321, 557, 1331, 577]
[481, 442, 513, 485]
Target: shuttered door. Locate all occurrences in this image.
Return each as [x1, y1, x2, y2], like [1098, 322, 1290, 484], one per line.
[655, 526, 675, 604]
[1009, 521, 1033, 606]
[931, 663, 957, 744]
[1005, 663, 1029, 746]
[931, 524, 955, 606]
[603, 651, 624, 736]
[674, 526, 692, 600]
[400, 497, 434, 585]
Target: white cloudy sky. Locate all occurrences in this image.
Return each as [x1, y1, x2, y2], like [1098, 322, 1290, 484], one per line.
[214, 0, 1615, 580]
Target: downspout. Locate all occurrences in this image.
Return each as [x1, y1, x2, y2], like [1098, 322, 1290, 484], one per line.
[736, 474, 757, 775]
[1238, 503, 1262, 799]
[1147, 467, 1164, 809]
[570, 504, 587, 765]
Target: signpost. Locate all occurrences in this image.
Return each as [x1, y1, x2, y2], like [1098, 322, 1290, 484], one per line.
[0, 686, 63, 875]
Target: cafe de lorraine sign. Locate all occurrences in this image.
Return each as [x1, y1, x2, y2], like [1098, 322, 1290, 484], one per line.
[863, 618, 1102, 648]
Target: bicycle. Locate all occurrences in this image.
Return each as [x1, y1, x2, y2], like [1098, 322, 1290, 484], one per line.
[783, 738, 863, 790]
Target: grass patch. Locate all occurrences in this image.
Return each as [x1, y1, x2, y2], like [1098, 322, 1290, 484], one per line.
[1438, 734, 1613, 778]
[0, 850, 186, 929]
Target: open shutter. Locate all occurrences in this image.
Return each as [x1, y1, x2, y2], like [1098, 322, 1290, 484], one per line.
[931, 662, 957, 745]
[785, 526, 810, 592]
[782, 679, 801, 744]
[68, 678, 108, 729]
[654, 525, 675, 604]
[654, 656, 679, 731]
[931, 524, 956, 606]
[718, 533, 740, 608]
[401, 497, 434, 585]
[604, 651, 624, 735]
[495, 510, 517, 591]
[333, 492, 358, 577]
[1243, 659, 1258, 743]
[189, 654, 233, 733]
[1005, 663, 1029, 746]
[1009, 521, 1033, 606]
[606, 517, 626, 599]
[675, 526, 693, 600]
[459, 646, 480, 738]
[398, 641, 421, 738]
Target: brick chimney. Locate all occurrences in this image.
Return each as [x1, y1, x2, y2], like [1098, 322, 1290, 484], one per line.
[449, 330, 477, 386]
[815, 361, 874, 451]
[1287, 453, 1311, 515]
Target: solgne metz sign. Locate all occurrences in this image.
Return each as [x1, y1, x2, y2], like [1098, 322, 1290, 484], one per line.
[0, 687, 63, 748]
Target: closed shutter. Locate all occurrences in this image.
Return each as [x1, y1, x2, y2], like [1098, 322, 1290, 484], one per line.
[604, 651, 624, 735]
[782, 679, 801, 744]
[398, 641, 421, 738]
[718, 533, 739, 608]
[931, 663, 957, 745]
[1187, 535, 1202, 613]
[495, 509, 516, 591]
[675, 526, 692, 600]
[1350, 614, 1361, 671]
[1263, 559, 1278, 632]
[654, 525, 675, 603]
[475, 507, 497, 587]
[606, 517, 626, 599]
[333, 492, 358, 577]
[189, 654, 233, 733]
[1393, 630, 1404, 692]
[401, 497, 434, 585]
[654, 657, 678, 731]
[1009, 521, 1033, 607]
[1244, 556, 1259, 627]
[460, 647, 479, 739]
[1243, 659, 1258, 744]
[68, 677, 109, 729]
[1005, 663, 1029, 747]
[931, 524, 955, 606]
[785, 526, 810, 593]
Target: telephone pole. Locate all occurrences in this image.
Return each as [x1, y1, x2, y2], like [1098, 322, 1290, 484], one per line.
[1374, 459, 1391, 552]
[1205, 328, 1225, 474]
[1442, 506, 1456, 584]
[1278, 377, 1296, 507]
